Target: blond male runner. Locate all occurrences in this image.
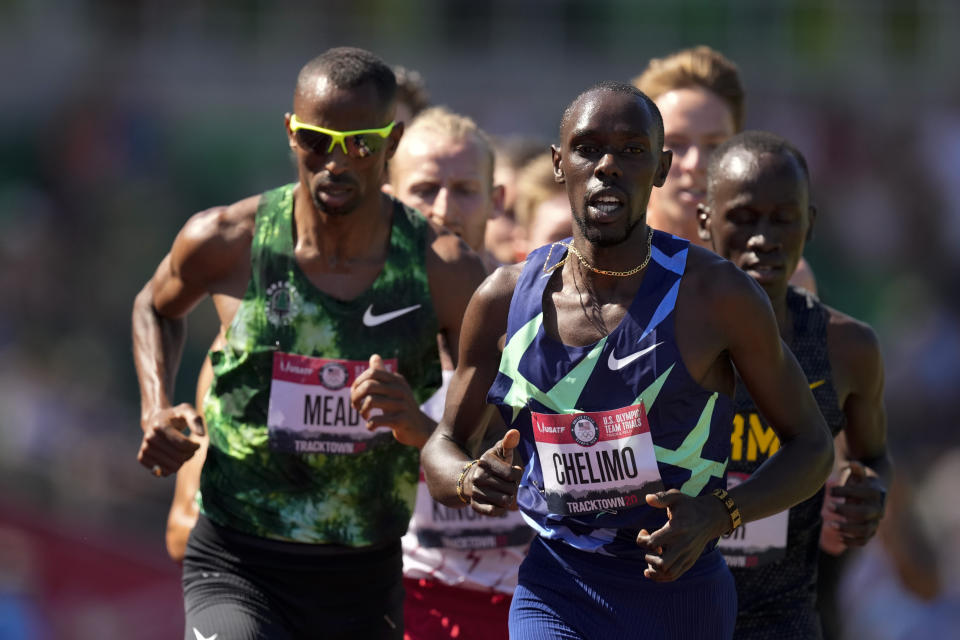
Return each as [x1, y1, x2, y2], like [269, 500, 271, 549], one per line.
[634, 46, 816, 292]
[387, 106, 534, 640]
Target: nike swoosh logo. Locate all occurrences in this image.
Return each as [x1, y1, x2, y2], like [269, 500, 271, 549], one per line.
[607, 342, 663, 370]
[362, 303, 422, 327]
[809, 379, 825, 390]
[194, 629, 218, 640]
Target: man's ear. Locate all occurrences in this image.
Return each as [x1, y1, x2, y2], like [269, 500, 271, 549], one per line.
[696, 202, 712, 243]
[384, 121, 405, 160]
[654, 149, 673, 187]
[284, 113, 297, 151]
[551, 145, 564, 184]
[806, 203, 818, 242]
[381, 182, 395, 196]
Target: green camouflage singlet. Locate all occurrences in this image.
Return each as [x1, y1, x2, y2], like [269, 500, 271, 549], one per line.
[199, 184, 441, 546]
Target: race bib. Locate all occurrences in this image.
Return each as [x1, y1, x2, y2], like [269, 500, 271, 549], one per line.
[532, 403, 663, 516]
[266, 352, 398, 454]
[717, 472, 789, 568]
[412, 474, 534, 550]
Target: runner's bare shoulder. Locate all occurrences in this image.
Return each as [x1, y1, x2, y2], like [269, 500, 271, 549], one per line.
[824, 305, 883, 392]
[480, 262, 523, 304]
[423, 219, 488, 319]
[680, 245, 773, 330]
[466, 262, 524, 338]
[170, 194, 260, 287]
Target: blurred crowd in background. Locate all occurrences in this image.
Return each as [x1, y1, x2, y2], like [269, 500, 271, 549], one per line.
[1, 1, 959, 638]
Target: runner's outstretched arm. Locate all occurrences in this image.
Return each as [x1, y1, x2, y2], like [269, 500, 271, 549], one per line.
[166, 436, 207, 560]
[827, 313, 891, 547]
[422, 265, 523, 514]
[718, 270, 835, 523]
[132, 272, 200, 477]
[133, 269, 185, 433]
[639, 263, 834, 582]
[133, 203, 253, 477]
[165, 343, 218, 563]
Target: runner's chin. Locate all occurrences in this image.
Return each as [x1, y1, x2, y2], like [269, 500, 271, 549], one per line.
[313, 186, 360, 216]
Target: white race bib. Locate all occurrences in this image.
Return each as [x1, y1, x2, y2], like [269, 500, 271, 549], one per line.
[532, 403, 663, 516]
[717, 472, 789, 568]
[266, 352, 397, 454]
[411, 474, 534, 550]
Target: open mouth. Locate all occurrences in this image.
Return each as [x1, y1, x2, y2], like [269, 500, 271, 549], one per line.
[586, 190, 627, 218]
[744, 262, 784, 283]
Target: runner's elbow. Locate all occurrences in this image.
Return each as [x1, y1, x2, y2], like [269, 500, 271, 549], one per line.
[132, 281, 154, 316]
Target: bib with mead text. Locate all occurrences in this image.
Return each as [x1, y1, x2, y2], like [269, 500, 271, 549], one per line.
[267, 352, 397, 454]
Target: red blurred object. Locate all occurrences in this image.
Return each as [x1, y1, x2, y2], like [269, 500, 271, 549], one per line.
[0, 498, 182, 640]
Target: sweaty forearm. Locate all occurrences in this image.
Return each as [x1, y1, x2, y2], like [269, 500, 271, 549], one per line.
[421, 431, 474, 508]
[729, 427, 834, 524]
[132, 283, 187, 426]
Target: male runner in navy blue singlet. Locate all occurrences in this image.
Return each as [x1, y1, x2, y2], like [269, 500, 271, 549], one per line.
[698, 131, 890, 639]
[421, 82, 835, 640]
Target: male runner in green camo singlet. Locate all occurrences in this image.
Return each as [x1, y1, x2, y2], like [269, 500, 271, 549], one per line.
[132, 47, 485, 639]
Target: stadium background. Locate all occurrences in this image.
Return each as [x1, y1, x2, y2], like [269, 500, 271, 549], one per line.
[1, 1, 958, 637]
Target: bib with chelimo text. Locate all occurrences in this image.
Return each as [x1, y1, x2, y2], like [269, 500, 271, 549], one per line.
[267, 352, 397, 454]
[532, 403, 663, 516]
[717, 471, 788, 568]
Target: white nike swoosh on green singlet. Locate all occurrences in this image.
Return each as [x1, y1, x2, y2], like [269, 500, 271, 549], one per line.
[362, 303, 422, 327]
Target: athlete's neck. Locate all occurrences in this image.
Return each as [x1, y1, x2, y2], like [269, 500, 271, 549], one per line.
[292, 186, 392, 271]
[562, 226, 652, 297]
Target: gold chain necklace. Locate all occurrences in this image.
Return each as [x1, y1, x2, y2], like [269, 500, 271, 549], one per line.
[542, 226, 654, 277]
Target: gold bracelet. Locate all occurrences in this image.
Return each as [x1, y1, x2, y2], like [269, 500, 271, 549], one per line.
[711, 488, 743, 534]
[456, 459, 480, 504]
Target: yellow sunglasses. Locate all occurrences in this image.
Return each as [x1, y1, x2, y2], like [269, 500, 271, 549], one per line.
[289, 114, 396, 159]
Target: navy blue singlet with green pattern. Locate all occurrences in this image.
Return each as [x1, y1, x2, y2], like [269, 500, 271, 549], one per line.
[488, 231, 734, 560]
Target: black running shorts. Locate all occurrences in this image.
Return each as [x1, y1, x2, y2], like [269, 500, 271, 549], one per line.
[182, 515, 404, 639]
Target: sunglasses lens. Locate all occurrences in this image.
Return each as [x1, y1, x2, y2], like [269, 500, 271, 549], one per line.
[345, 134, 385, 158]
[295, 129, 333, 155]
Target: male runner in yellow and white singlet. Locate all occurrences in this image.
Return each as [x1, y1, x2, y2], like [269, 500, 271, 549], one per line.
[387, 106, 535, 640]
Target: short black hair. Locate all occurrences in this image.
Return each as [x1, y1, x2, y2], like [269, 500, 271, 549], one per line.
[706, 130, 810, 195]
[393, 65, 430, 118]
[296, 47, 397, 106]
[559, 81, 664, 148]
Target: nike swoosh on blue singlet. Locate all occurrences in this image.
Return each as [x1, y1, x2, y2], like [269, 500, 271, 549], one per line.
[487, 231, 734, 560]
